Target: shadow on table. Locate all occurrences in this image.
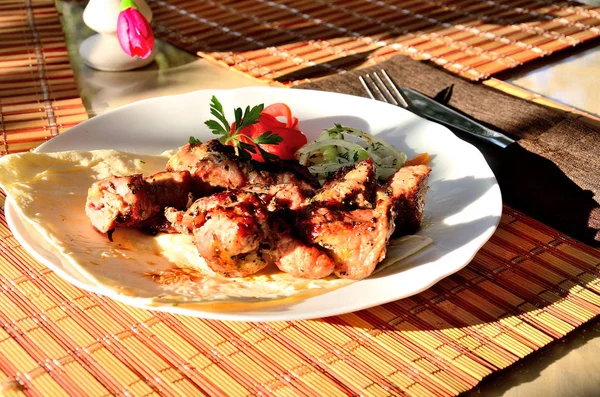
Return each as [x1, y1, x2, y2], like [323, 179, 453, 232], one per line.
[461, 317, 600, 397]
[452, 126, 599, 246]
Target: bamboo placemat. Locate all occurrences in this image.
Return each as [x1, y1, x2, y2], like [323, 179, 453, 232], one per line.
[2, 1, 600, 396]
[2, 192, 600, 397]
[148, 0, 600, 85]
[0, 0, 88, 155]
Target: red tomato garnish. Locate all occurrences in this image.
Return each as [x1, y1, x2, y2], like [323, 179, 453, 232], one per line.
[262, 103, 298, 128]
[229, 103, 307, 162]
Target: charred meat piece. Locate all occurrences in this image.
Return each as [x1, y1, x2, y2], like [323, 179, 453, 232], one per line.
[169, 191, 273, 277]
[86, 171, 192, 234]
[166, 140, 272, 195]
[242, 183, 311, 211]
[165, 191, 258, 235]
[144, 171, 192, 215]
[266, 222, 334, 279]
[193, 207, 270, 278]
[385, 165, 431, 235]
[298, 192, 394, 280]
[166, 140, 320, 196]
[297, 165, 430, 280]
[257, 159, 321, 194]
[311, 158, 376, 209]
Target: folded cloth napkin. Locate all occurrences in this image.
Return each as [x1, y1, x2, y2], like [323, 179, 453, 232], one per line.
[297, 55, 600, 246]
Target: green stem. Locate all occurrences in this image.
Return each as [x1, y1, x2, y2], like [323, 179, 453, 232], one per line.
[120, 0, 139, 11]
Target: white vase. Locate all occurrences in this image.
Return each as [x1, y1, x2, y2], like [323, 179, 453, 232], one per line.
[79, 0, 157, 72]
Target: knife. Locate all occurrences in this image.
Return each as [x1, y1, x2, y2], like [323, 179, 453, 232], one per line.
[399, 87, 515, 148]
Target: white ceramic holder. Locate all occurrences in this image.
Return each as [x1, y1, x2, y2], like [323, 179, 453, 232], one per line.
[79, 0, 157, 72]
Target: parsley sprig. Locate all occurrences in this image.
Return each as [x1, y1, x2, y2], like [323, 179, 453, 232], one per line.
[193, 96, 283, 161]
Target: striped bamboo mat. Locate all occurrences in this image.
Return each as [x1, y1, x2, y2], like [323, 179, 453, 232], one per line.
[2, 1, 600, 396]
[0, 0, 88, 155]
[148, 0, 600, 85]
[2, 191, 600, 396]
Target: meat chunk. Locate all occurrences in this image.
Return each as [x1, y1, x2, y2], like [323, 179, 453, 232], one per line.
[86, 174, 148, 233]
[193, 207, 270, 278]
[168, 191, 273, 277]
[242, 183, 311, 211]
[257, 159, 321, 194]
[311, 158, 376, 209]
[85, 171, 192, 233]
[266, 224, 335, 279]
[298, 192, 394, 280]
[297, 165, 431, 280]
[165, 191, 258, 235]
[385, 165, 431, 235]
[166, 140, 319, 196]
[145, 171, 192, 211]
[166, 140, 272, 195]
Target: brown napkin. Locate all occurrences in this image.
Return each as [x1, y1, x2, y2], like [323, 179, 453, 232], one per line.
[297, 55, 600, 245]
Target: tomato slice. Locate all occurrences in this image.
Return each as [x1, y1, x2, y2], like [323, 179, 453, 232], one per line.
[262, 103, 295, 128]
[229, 103, 307, 162]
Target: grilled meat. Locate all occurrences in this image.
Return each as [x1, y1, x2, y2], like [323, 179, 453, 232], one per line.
[88, 137, 431, 281]
[267, 222, 334, 279]
[145, 171, 192, 210]
[242, 183, 311, 211]
[86, 171, 191, 233]
[166, 140, 319, 196]
[297, 164, 431, 280]
[193, 207, 270, 277]
[385, 165, 431, 235]
[298, 193, 393, 280]
[166, 140, 271, 196]
[165, 191, 258, 235]
[169, 191, 273, 277]
[311, 158, 376, 209]
[257, 159, 321, 193]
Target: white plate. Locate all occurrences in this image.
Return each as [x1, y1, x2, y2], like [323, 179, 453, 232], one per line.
[5, 86, 501, 321]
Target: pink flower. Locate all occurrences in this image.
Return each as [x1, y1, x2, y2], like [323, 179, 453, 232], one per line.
[117, 0, 155, 59]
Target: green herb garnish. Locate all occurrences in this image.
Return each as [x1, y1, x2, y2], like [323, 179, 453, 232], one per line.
[188, 136, 202, 145]
[199, 96, 283, 161]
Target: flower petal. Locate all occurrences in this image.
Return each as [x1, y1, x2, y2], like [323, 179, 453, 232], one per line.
[116, 8, 155, 59]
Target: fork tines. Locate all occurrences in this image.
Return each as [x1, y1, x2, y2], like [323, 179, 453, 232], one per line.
[359, 70, 409, 109]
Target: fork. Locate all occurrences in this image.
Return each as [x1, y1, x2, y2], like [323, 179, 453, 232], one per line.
[360, 70, 412, 109]
[359, 70, 515, 148]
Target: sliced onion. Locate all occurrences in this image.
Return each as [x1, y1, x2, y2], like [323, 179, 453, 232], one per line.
[295, 124, 407, 181]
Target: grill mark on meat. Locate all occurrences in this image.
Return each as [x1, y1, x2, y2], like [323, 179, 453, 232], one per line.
[311, 158, 376, 209]
[242, 183, 312, 211]
[297, 164, 431, 280]
[385, 165, 431, 235]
